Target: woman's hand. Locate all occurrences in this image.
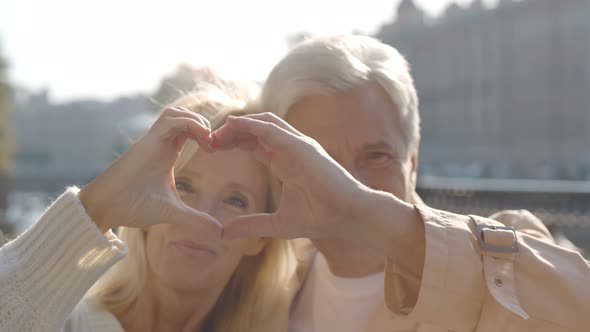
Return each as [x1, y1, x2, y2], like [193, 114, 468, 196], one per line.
[79, 107, 222, 235]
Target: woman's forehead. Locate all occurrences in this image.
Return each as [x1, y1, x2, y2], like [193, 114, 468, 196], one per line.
[182, 149, 268, 189]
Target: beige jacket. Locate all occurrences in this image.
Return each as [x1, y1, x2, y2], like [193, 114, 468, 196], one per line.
[290, 207, 590, 332]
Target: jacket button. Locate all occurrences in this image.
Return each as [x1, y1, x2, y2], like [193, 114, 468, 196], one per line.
[494, 277, 503, 287]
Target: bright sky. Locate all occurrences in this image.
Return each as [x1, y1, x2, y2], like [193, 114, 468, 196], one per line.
[0, 0, 492, 102]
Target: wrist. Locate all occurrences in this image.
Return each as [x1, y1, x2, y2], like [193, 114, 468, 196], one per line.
[78, 183, 112, 233]
[348, 188, 422, 255]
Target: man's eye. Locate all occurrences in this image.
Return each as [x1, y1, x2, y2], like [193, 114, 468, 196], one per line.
[367, 152, 391, 161]
[361, 152, 394, 169]
[175, 180, 193, 193]
[224, 195, 248, 210]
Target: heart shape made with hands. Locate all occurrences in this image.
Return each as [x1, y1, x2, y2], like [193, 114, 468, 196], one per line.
[83, 109, 365, 242]
[202, 113, 366, 242]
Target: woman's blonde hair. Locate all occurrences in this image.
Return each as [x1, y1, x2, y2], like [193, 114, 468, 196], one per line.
[87, 80, 296, 331]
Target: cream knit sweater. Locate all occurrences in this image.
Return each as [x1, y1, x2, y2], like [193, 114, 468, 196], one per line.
[0, 188, 128, 332]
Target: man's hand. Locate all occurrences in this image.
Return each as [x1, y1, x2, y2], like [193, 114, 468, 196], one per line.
[79, 107, 222, 235]
[212, 112, 413, 242]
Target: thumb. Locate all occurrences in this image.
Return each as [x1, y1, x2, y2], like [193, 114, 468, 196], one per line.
[168, 201, 223, 237]
[222, 213, 280, 239]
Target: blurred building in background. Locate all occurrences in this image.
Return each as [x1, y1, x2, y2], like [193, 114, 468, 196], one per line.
[11, 88, 151, 193]
[1, 65, 228, 234]
[9, 65, 221, 194]
[376, 0, 590, 254]
[0, 48, 12, 234]
[377, 0, 590, 180]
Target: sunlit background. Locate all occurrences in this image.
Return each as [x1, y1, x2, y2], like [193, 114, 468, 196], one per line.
[2, 0, 483, 101]
[1, 0, 589, 255]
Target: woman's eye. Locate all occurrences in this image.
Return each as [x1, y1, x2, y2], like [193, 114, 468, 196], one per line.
[224, 195, 248, 210]
[175, 180, 193, 193]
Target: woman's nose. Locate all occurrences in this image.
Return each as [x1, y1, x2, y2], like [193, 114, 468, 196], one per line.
[193, 198, 216, 215]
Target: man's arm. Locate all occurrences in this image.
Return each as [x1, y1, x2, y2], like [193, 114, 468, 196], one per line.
[214, 113, 590, 331]
[489, 209, 555, 242]
[365, 199, 590, 331]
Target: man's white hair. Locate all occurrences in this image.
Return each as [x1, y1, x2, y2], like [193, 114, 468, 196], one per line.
[261, 34, 420, 151]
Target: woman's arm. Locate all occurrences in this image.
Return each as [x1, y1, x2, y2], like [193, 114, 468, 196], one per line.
[0, 188, 127, 331]
[0, 107, 221, 331]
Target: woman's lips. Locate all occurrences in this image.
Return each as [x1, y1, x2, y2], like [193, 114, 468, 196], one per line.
[171, 240, 217, 257]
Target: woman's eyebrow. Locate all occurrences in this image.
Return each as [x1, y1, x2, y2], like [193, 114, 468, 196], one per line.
[178, 169, 201, 179]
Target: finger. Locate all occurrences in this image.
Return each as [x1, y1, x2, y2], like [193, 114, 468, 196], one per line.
[213, 138, 271, 170]
[172, 133, 190, 151]
[222, 213, 282, 239]
[161, 107, 211, 129]
[246, 140, 274, 167]
[210, 126, 255, 149]
[216, 116, 295, 151]
[176, 107, 212, 130]
[210, 123, 275, 168]
[161, 117, 213, 151]
[238, 112, 303, 136]
[161, 115, 211, 139]
[169, 201, 223, 237]
[234, 135, 259, 151]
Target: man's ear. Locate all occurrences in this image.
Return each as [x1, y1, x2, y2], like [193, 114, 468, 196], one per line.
[243, 238, 270, 256]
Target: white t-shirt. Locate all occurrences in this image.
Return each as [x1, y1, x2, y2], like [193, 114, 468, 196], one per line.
[289, 252, 385, 332]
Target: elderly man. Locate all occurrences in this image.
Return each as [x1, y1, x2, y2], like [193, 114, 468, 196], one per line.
[214, 35, 590, 331]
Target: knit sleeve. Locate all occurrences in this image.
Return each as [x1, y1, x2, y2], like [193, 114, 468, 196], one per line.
[0, 187, 127, 332]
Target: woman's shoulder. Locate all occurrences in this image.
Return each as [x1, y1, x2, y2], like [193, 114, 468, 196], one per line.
[63, 297, 124, 332]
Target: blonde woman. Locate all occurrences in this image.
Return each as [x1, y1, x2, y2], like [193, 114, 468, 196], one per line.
[0, 82, 297, 332]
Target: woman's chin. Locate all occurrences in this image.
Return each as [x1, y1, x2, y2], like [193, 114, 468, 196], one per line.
[157, 269, 213, 292]
[155, 254, 215, 287]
